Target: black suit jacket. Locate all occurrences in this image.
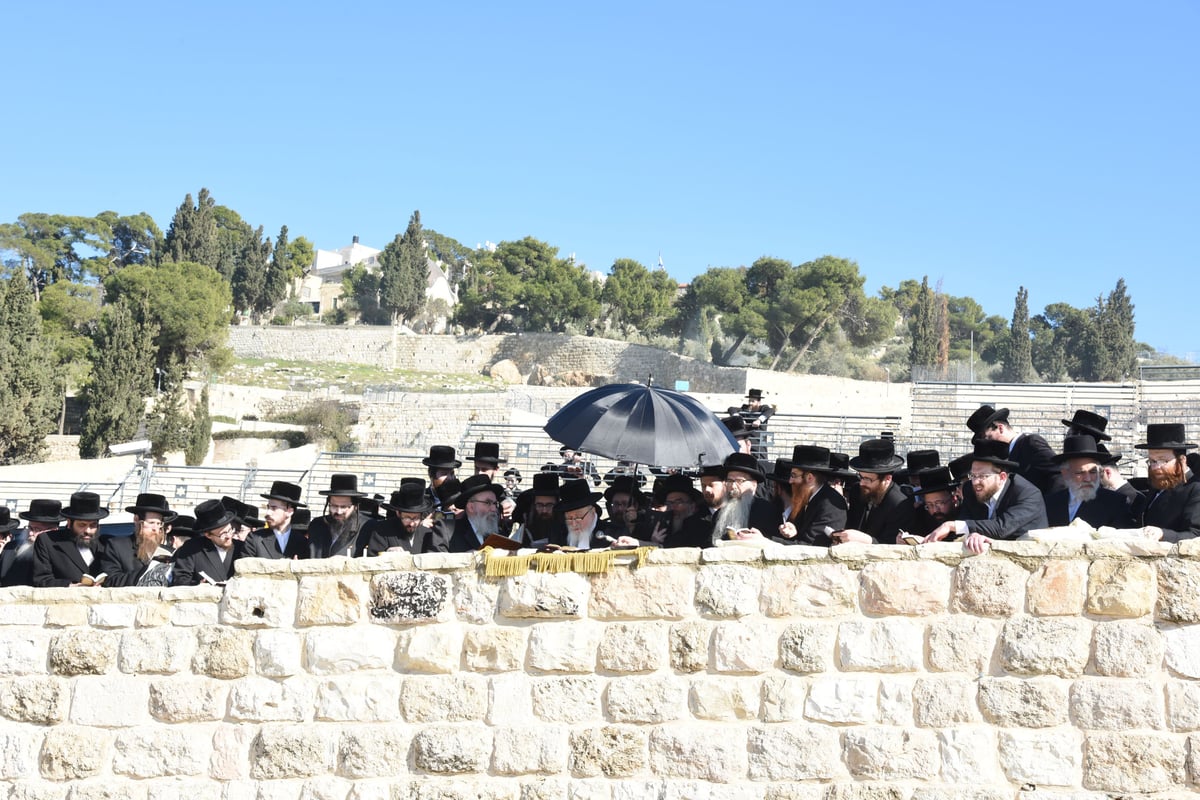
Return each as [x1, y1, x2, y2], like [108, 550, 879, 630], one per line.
[241, 528, 309, 560]
[1143, 482, 1200, 542]
[1009, 433, 1067, 496]
[96, 535, 151, 587]
[1045, 487, 1136, 529]
[307, 512, 373, 558]
[0, 531, 38, 587]
[32, 530, 102, 587]
[1113, 481, 1148, 522]
[360, 517, 434, 556]
[171, 537, 244, 586]
[785, 484, 849, 546]
[961, 473, 1048, 540]
[846, 482, 915, 544]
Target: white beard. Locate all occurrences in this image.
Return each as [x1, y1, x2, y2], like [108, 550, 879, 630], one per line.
[711, 492, 755, 543]
[469, 512, 498, 538]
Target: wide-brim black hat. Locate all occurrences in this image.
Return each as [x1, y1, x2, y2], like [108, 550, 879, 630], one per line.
[0, 507, 17, 534]
[381, 482, 433, 514]
[422, 445, 462, 469]
[849, 438, 906, 474]
[905, 449, 941, 474]
[455, 474, 505, 508]
[966, 405, 1010, 435]
[556, 479, 603, 512]
[530, 471, 561, 498]
[260, 481, 307, 508]
[721, 415, 754, 440]
[291, 509, 312, 532]
[747, 388, 764, 400]
[657, 473, 704, 506]
[1135, 423, 1196, 451]
[829, 453, 858, 481]
[966, 440, 1020, 470]
[193, 499, 238, 533]
[19, 498, 63, 523]
[721, 452, 765, 482]
[434, 478, 462, 508]
[1052, 435, 1109, 464]
[471, 441, 505, 466]
[765, 458, 793, 484]
[1062, 409, 1112, 441]
[62, 492, 109, 521]
[319, 473, 365, 498]
[169, 514, 197, 538]
[125, 493, 176, 520]
[913, 466, 958, 496]
[787, 445, 836, 475]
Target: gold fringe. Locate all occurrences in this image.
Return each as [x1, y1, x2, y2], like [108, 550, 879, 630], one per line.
[481, 546, 657, 577]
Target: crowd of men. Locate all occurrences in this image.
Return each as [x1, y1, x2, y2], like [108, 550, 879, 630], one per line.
[1, 405, 1197, 589]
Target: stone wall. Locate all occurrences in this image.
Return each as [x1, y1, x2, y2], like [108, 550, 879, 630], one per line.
[1, 540, 1198, 798]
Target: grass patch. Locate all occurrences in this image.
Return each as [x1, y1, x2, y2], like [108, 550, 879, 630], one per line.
[221, 358, 507, 394]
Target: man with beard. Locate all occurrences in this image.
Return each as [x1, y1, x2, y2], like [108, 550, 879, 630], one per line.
[1136, 423, 1200, 542]
[728, 388, 775, 459]
[967, 405, 1065, 496]
[923, 440, 1048, 554]
[601, 475, 640, 538]
[32, 492, 108, 587]
[243, 481, 309, 560]
[553, 479, 612, 549]
[715, 452, 783, 543]
[1, 499, 62, 587]
[698, 465, 727, 522]
[433, 474, 507, 553]
[172, 499, 243, 586]
[362, 480, 436, 555]
[423, 445, 462, 512]
[308, 474, 372, 558]
[513, 472, 561, 546]
[1098, 447, 1146, 519]
[1044, 436, 1135, 528]
[630, 474, 710, 548]
[98, 493, 177, 586]
[836, 438, 914, 544]
[910, 467, 961, 536]
[778, 445, 848, 547]
[1062, 409, 1113, 444]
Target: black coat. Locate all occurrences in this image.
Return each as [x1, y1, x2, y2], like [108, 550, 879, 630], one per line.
[1113, 481, 1148, 521]
[359, 517, 434, 556]
[960, 473, 1048, 540]
[1045, 487, 1136, 529]
[846, 482, 915, 544]
[0, 531, 38, 587]
[171, 537, 243, 586]
[96, 535, 152, 587]
[307, 512, 373, 558]
[240, 528, 309, 560]
[32, 530, 102, 587]
[1142, 482, 1200, 542]
[1009, 433, 1067, 496]
[785, 484, 849, 547]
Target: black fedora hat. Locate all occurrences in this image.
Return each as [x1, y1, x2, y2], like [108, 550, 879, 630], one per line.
[423, 445, 462, 469]
[125, 493, 176, 520]
[658, 473, 704, 506]
[765, 458, 793, 484]
[906, 449, 941, 474]
[434, 478, 462, 509]
[455, 474, 505, 507]
[1052, 435, 1109, 464]
[603, 474, 643, 502]
[381, 481, 433, 514]
[193, 499, 238, 534]
[556, 479, 604, 513]
[1062, 409, 1112, 441]
[530, 472, 561, 498]
[913, 466, 958, 496]
[966, 440, 1020, 471]
[62, 492, 109, 521]
[1135, 423, 1197, 451]
[721, 415, 754, 441]
[1096, 443, 1122, 466]
[223, 497, 263, 528]
[260, 481, 306, 509]
[318, 473, 365, 498]
[787, 445, 835, 474]
[471, 442, 505, 466]
[0, 507, 17, 534]
[169, 514, 197, 539]
[948, 453, 974, 481]
[721, 452, 765, 482]
[747, 388, 765, 400]
[20, 499, 63, 523]
[849, 438, 906, 474]
[966, 405, 1010, 435]
[829, 453, 858, 482]
[292, 509, 312, 532]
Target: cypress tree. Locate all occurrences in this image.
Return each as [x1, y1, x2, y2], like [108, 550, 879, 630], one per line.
[186, 386, 211, 466]
[1003, 286, 1034, 383]
[149, 358, 191, 460]
[231, 225, 269, 318]
[908, 276, 937, 369]
[78, 299, 157, 458]
[163, 188, 220, 269]
[1097, 279, 1137, 380]
[0, 274, 58, 463]
[379, 211, 426, 325]
[261, 225, 292, 316]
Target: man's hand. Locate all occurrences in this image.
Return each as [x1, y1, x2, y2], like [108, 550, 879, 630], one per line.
[733, 527, 763, 540]
[778, 522, 797, 540]
[922, 522, 957, 543]
[1142, 526, 1164, 541]
[832, 529, 872, 544]
[963, 532, 991, 554]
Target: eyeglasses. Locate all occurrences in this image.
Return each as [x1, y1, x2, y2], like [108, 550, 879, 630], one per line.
[725, 477, 754, 486]
[1148, 458, 1178, 468]
[665, 498, 693, 508]
[1070, 468, 1100, 479]
[924, 498, 954, 510]
[967, 472, 1000, 482]
[564, 507, 593, 524]
[469, 499, 499, 508]
[533, 502, 556, 511]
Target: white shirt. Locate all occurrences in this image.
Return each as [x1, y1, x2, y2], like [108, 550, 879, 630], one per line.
[275, 529, 291, 553]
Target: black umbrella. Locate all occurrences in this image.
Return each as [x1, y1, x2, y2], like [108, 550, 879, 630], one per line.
[544, 382, 737, 469]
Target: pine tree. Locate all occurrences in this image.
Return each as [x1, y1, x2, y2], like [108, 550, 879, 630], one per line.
[78, 299, 157, 458]
[162, 188, 219, 269]
[261, 225, 291, 317]
[0, 274, 58, 463]
[1097, 279, 1137, 380]
[231, 225, 269, 318]
[1003, 286, 1034, 383]
[908, 276, 937, 369]
[149, 358, 192, 460]
[379, 211, 426, 325]
[186, 386, 211, 465]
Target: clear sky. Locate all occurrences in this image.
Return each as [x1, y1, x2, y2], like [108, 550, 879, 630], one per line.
[3, 1, 1197, 359]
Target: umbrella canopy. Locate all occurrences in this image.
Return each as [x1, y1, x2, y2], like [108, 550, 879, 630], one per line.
[544, 383, 738, 469]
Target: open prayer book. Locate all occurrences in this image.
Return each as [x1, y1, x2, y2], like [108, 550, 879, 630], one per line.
[1022, 517, 1155, 543]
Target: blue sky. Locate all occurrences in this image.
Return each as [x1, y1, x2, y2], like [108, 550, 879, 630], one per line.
[3, 1, 1197, 359]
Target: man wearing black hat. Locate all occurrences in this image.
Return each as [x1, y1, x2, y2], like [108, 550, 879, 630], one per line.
[728, 388, 775, 459]
[243, 481, 309, 560]
[97, 493, 177, 587]
[967, 405, 1064, 496]
[910, 468, 961, 537]
[32, 492, 109, 587]
[308, 474, 373, 558]
[779, 446, 849, 547]
[923, 440, 1049, 553]
[471, 443, 517, 524]
[1062, 409, 1113, 443]
[513, 472, 561, 546]
[222, 497, 262, 541]
[172, 499, 243, 586]
[716, 452, 786, 543]
[1, 500, 61, 587]
[552, 479, 614, 549]
[1044, 436, 1135, 529]
[428, 474, 508, 553]
[721, 416, 756, 456]
[0, 506, 30, 586]
[362, 480, 436, 555]
[423, 445, 462, 512]
[1137, 424, 1200, 542]
[601, 474, 647, 541]
[837, 439, 915, 544]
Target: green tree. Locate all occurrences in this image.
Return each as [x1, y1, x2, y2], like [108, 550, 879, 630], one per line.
[186, 386, 212, 465]
[1002, 286, 1034, 383]
[0, 213, 112, 294]
[38, 281, 102, 432]
[282, 235, 314, 279]
[423, 229, 472, 286]
[230, 225, 269, 320]
[599, 258, 678, 335]
[1095, 278, 1137, 381]
[149, 358, 192, 460]
[340, 263, 387, 324]
[453, 242, 533, 332]
[261, 225, 292, 316]
[1031, 302, 1098, 381]
[95, 211, 162, 275]
[163, 189, 219, 270]
[78, 298, 157, 458]
[210, 205, 252, 283]
[521, 253, 600, 332]
[0, 273, 58, 463]
[687, 266, 756, 364]
[775, 256, 887, 372]
[379, 211, 427, 325]
[909, 276, 937, 368]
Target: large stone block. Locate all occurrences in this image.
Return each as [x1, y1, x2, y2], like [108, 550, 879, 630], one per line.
[209, 725, 254, 780]
[1027, 559, 1087, 616]
[49, 630, 116, 675]
[912, 678, 978, 727]
[491, 725, 568, 775]
[999, 617, 1091, 677]
[0, 632, 49, 675]
[531, 677, 601, 723]
[1070, 679, 1163, 730]
[1082, 732, 1184, 793]
[689, 678, 759, 721]
[229, 677, 315, 722]
[597, 622, 665, 673]
[837, 620, 923, 672]
[148, 678, 227, 723]
[1166, 680, 1200, 731]
[938, 727, 1003, 785]
[747, 725, 839, 781]
[569, 726, 647, 778]
[370, 571, 450, 624]
[170, 602, 219, 627]
[112, 727, 209, 778]
[119, 629, 194, 675]
[778, 622, 834, 674]
[713, 619, 776, 673]
[255, 630, 303, 678]
[0, 604, 46, 626]
[336, 724, 410, 778]
[487, 673, 534, 725]
[498, 572, 588, 619]
[453, 572, 502, 625]
[69, 675, 151, 726]
[1090, 620, 1163, 677]
[1156, 559, 1200, 623]
[0, 678, 67, 724]
[842, 728, 938, 780]
[927, 616, 998, 674]
[191, 626, 252, 679]
[296, 576, 364, 626]
[316, 676, 401, 721]
[977, 678, 1068, 728]
[668, 621, 711, 673]
[39, 727, 109, 780]
[760, 564, 857, 617]
[1086, 558, 1156, 617]
[401, 675, 487, 722]
[805, 677, 878, 725]
[250, 725, 335, 780]
[411, 725, 490, 774]
[877, 679, 913, 727]
[527, 622, 601, 673]
[648, 726, 748, 782]
[1163, 625, 1200, 679]
[759, 676, 806, 723]
[606, 676, 686, 723]
[88, 603, 137, 629]
[695, 564, 761, 618]
[397, 625, 464, 673]
[589, 566, 694, 619]
[305, 628, 396, 674]
[997, 729, 1081, 786]
[952, 558, 1027, 617]
[0, 724, 37, 779]
[464, 627, 527, 672]
[219, 578, 298, 627]
[859, 561, 952, 616]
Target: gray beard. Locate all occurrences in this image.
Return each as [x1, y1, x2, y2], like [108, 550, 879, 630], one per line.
[711, 492, 755, 543]
[469, 513, 499, 538]
[1070, 484, 1098, 504]
[328, 515, 360, 554]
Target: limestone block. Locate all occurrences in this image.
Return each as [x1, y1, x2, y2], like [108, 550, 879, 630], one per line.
[928, 616, 999, 673]
[249, 725, 335, 780]
[762, 787, 828, 800]
[88, 603, 137, 628]
[1070, 679, 1163, 730]
[315, 676, 401, 722]
[192, 626, 252, 679]
[713, 619, 775, 673]
[0, 632, 49, 675]
[464, 627, 527, 672]
[689, 678, 759, 721]
[492, 725, 568, 775]
[170, 602, 219, 627]
[760, 564, 857, 617]
[527, 622, 601, 673]
[49, 630, 116, 675]
[760, 676, 806, 723]
[1090, 621, 1163, 677]
[112, 727, 209, 778]
[997, 729, 1081, 786]
[301, 776, 354, 800]
[747, 725, 840, 780]
[254, 630, 303, 678]
[0, 604, 46, 626]
[305, 627, 396, 674]
[668, 621, 711, 673]
[912, 678, 979, 727]
[396, 624, 464, 673]
[1163, 625, 1200, 679]
[597, 622, 665, 673]
[1082, 732, 1184, 793]
[336, 724, 410, 778]
[588, 566, 694, 619]
[531, 677, 601, 723]
[1027, 559, 1087, 616]
[119, 628, 194, 674]
[210, 725, 254, 780]
[296, 576, 364, 627]
[411, 725, 490, 773]
[401, 674, 487, 722]
[1086, 558, 1156, 617]
[0, 678, 68, 724]
[498, 572, 588, 618]
[148, 678, 227, 723]
[45, 605, 88, 627]
[145, 780, 224, 800]
[229, 677, 315, 722]
[778, 622, 834, 674]
[0, 724, 37, 778]
[937, 728, 1003, 785]
[877, 679, 913, 727]
[369, 571, 450, 625]
[220, 578, 298, 627]
[1156, 559, 1200, 623]
[663, 782, 763, 800]
[39, 726, 109, 780]
[69, 674, 150, 726]
[9, 781, 68, 800]
[805, 677, 878, 725]
[569, 726, 647, 778]
[695, 565, 761, 618]
[1166, 680, 1200, 731]
[837, 619, 923, 672]
[648, 725, 748, 782]
[842, 728, 938, 780]
[999, 617, 1091, 677]
[606, 676, 685, 723]
[453, 572, 501, 625]
[977, 678, 1068, 728]
[346, 782, 392, 800]
[66, 783, 145, 800]
[859, 561, 952, 616]
[1191, 732, 1200, 786]
[952, 558, 1028, 617]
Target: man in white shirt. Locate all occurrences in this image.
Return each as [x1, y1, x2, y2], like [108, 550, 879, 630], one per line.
[242, 481, 309, 560]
